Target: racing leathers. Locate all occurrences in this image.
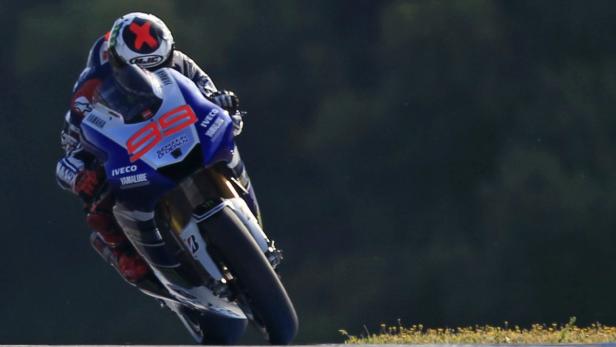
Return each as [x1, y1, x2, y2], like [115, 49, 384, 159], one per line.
[56, 34, 260, 285]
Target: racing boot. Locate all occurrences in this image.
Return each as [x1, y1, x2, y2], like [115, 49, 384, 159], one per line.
[87, 196, 169, 296]
[89, 232, 171, 298]
[89, 232, 147, 282]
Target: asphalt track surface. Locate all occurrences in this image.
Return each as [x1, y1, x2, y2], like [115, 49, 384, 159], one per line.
[5, 344, 616, 347]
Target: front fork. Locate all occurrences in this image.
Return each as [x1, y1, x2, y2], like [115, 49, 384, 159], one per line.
[118, 168, 282, 299]
[202, 169, 282, 270]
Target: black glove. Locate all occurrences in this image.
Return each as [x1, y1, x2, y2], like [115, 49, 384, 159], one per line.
[210, 90, 240, 114]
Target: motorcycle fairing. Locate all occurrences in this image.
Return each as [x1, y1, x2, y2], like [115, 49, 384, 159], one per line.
[80, 68, 235, 210]
[80, 109, 173, 210]
[173, 69, 235, 166]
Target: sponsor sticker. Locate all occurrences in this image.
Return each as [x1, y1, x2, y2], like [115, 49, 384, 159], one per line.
[73, 96, 92, 114]
[156, 135, 189, 159]
[120, 173, 148, 187]
[205, 118, 225, 138]
[156, 70, 172, 86]
[130, 55, 164, 67]
[126, 105, 197, 162]
[200, 109, 220, 128]
[187, 235, 200, 254]
[109, 23, 121, 47]
[111, 165, 138, 177]
[86, 114, 106, 129]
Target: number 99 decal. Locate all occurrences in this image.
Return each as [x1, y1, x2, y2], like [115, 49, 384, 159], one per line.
[127, 105, 197, 162]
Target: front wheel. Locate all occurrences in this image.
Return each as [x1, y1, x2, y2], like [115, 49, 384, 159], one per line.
[202, 207, 299, 344]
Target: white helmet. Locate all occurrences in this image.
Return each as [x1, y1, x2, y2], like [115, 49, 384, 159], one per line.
[108, 12, 174, 69]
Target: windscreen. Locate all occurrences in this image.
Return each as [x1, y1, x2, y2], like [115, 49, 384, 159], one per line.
[94, 64, 162, 123]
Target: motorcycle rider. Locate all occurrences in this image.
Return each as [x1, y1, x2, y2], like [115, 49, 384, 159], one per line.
[56, 12, 261, 286]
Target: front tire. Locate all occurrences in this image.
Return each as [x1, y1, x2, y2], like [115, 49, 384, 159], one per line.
[202, 207, 299, 344]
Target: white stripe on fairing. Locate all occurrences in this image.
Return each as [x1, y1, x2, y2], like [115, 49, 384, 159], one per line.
[129, 239, 166, 247]
[115, 209, 155, 222]
[192, 201, 227, 222]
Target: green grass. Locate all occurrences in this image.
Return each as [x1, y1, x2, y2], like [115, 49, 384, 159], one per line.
[341, 317, 616, 344]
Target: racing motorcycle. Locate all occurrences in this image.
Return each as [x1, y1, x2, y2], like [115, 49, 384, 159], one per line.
[78, 64, 298, 344]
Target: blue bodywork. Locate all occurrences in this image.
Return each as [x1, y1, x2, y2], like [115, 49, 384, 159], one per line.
[80, 68, 236, 211]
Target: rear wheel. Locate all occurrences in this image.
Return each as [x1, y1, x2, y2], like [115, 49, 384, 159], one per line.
[202, 207, 299, 344]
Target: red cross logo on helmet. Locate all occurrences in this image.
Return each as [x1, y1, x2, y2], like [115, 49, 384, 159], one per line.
[110, 12, 174, 67]
[129, 21, 159, 50]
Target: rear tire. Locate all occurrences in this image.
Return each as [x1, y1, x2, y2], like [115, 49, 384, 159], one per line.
[202, 207, 299, 344]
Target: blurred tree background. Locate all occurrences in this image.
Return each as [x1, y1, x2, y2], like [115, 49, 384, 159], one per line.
[1, 0, 616, 343]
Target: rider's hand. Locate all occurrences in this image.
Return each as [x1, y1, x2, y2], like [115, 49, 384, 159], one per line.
[73, 169, 100, 201]
[210, 90, 239, 114]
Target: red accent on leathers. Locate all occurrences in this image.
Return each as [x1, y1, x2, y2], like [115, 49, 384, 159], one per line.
[87, 213, 125, 247]
[87, 198, 125, 247]
[70, 79, 102, 118]
[74, 170, 99, 197]
[118, 253, 149, 282]
[88, 197, 150, 282]
[86, 209, 112, 230]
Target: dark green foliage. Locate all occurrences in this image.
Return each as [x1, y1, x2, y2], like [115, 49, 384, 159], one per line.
[1, 0, 615, 343]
